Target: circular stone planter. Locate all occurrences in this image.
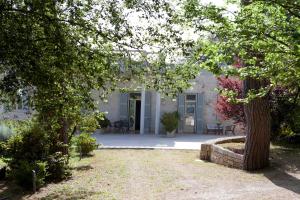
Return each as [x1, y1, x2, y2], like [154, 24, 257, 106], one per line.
[200, 136, 245, 169]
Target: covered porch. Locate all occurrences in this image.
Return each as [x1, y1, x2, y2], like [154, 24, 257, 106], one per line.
[117, 88, 205, 135]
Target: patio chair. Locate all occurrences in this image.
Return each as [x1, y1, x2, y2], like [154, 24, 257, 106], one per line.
[206, 124, 223, 135]
[113, 120, 129, 133]
[224, 125, 236, 135]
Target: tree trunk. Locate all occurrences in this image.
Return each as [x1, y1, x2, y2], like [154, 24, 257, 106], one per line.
[59, 118, 69, 155]
[243, 77, 271, 170]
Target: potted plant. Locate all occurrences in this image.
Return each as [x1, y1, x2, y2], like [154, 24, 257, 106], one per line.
[161, 111, 180, 137]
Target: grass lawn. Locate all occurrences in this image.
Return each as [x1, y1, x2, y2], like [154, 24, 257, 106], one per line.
[0, 145, 300, 200]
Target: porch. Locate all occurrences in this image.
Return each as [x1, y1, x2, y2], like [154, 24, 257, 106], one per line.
[93, 133, 229, 150]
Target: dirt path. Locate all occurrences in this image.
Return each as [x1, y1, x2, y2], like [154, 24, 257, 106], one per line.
[1, 148, 300, 200]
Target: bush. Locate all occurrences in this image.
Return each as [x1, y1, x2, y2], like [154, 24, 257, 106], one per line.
[279, 123, 295, 137]
[6, 120, 70, 186]
[75, 133, 97, 156]
[46, 152, 71, 181]
[97, 115, 111, 129]
[161, 112, 180, 132]
[10, 160, 47, 189]
[78, 114, 99, 132]
[6, 122, 49, 161]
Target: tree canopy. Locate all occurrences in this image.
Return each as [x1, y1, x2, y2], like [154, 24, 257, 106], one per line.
[184, 0, 300, 101]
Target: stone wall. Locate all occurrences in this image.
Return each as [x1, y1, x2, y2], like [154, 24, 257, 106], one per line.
[200, 136, 245, 169]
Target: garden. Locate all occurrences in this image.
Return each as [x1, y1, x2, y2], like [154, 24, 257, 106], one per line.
[0, 0, 300, 199]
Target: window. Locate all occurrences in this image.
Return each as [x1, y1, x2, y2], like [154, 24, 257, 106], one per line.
[130, 93, 141, 100]
[185, 94, 196, 115]
[186, 94, 196, 101]
[186, 106, 195, 114]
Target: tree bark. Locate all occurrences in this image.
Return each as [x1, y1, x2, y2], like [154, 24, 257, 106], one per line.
[243, 77, 271, 170]
[59, 118, 69, 155]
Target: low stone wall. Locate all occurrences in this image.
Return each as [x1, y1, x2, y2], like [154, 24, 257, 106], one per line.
[200, 136, 245, 169]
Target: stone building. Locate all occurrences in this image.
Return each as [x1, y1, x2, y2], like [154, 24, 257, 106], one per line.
[94, 70, 220, 134]
[0, 71, 224, 135]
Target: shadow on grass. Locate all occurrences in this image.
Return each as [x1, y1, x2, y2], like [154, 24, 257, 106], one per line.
[40, 190, 103, 200]
[72, 164, 93, 171]
[0, 180, 28, 200]
[263, 167, 300, 194]
[261, 144, 300, 194]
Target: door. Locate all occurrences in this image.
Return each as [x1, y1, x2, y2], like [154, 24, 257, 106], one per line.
[183, 94, 196, 133]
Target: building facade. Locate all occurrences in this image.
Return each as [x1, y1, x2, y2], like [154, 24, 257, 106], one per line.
[95, 70, 219, 134]
[0, 71, 223, 134]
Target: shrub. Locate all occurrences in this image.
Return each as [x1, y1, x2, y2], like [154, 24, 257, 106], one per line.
[279, 123, 295, 137]
[161, 111, 180, 132]
[6, 122, 49, 161]
[10, 160, 47, 189]
[97, 115, 111, 129]
[215, 76, 245, 124]
[46, 152, 71, 181]
[75, 133, 97, 156]
[78, 114, 99, 132]
[6, 120, 70, 186]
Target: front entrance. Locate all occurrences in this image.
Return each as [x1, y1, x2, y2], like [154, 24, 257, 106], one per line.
[129, 93, 141, 132]
[183, 94, 196, 133]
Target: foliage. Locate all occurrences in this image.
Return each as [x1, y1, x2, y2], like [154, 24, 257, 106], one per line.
[0, 141, 7, 156]
[5, 120, 70, 185]
[278, 123, 295, 137]
[75, 133, 97, 156]
[183, 0, 300, 169]
[216, 78, 300, 137]
[6, 121, 49, 162]
[292, 107, 300, 133]
[161, 112, 180, 132]
[184, 0, 300, 102]
[96, 114, 111, 129]
[10, 160, 47, 189]
[0, 0, 189, 160]
[216, 76, 245, 124]
[46, 152, 71, 181]
[270, 87, 300, 136]
[0, 120, 31, 142]
[78, 113, 100, 133]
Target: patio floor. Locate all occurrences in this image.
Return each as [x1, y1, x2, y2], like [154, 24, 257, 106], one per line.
[93, 133, 231, 150]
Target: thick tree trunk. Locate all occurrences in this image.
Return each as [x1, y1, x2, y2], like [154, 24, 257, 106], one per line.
[243, 77, 271, 170]
[240, 0, 271, 171]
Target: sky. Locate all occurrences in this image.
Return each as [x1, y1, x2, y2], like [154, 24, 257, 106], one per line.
[123, 0, 239, 62]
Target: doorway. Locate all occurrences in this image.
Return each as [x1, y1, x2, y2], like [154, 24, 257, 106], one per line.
[183, 94, 196, 133]
[129, 93, 141, 132]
